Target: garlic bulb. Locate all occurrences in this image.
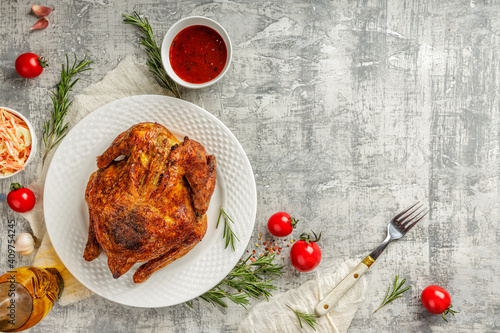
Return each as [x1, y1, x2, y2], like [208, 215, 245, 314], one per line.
[15, 233, 35, 256]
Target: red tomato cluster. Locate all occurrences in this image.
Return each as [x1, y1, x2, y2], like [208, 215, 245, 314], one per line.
[267, 212, 322, 272]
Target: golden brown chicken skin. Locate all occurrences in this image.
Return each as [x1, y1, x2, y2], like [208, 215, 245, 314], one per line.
[84, 122, 216, 283]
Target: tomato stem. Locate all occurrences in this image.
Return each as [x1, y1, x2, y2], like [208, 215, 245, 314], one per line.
[441, 302, 458, 322]
[10, 183, 24, 191]
[290, 217, 299, 229]
[299, 231, 321, 244]
[37, 57, 49, 68]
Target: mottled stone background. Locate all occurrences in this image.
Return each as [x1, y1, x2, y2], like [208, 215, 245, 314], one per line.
[1, 0, 499, 332]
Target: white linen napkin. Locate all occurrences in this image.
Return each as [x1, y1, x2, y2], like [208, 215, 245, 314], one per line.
[237, 260, 366, 333]
[24, 55, 169, 305]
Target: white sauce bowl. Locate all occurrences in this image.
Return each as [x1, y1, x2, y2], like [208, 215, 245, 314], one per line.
[161, 16, 233, 89]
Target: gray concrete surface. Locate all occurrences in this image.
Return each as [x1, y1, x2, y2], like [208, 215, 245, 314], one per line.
[1, 0, 499, 332]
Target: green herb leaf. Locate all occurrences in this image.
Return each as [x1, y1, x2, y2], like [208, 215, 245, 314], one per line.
[43, 54, 93, 164]
[217, 207, 240, 251]
[286, 305, 319, 331]
[122, 12, 181, 98]
[186, 252, 285, 309]
[374, 275, 412, 313]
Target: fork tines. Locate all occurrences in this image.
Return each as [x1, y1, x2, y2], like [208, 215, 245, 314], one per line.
[394, 202, 429, 232]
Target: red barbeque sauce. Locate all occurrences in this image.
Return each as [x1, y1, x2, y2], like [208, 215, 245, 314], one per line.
[169, 25, 227, 84]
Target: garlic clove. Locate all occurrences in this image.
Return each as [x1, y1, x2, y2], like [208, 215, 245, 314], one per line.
[31, 5, 53, 17]
[15, 233, 35, 256]
[30, 17, 49, 30]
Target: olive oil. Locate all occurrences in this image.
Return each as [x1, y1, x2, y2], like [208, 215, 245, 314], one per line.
[0, 267, 63, 332]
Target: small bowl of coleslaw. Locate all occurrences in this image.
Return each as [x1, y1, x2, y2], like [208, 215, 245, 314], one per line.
[0, 107, 37, 179]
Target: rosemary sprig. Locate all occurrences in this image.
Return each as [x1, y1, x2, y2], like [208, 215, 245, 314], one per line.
[374, 275, 412, 313]
[122, 12, 181, 98]
[194, 289, 250, 309]
[286, 305, 320, 331]
[42, 54, 93, 164]
[186, 252, 285, 309]
[216, 207, 240, 251]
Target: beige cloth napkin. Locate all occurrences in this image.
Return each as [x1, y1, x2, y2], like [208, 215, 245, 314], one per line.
[23, 55, 169, 305]
[237, 260, 366, 333]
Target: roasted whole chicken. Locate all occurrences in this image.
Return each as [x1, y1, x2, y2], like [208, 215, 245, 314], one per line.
[84, 122, 216, 283]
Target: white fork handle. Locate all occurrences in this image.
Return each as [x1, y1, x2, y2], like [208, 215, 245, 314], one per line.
[315, 256, 375, 316]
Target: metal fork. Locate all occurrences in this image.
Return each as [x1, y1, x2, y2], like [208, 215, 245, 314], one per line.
[315, 203, 428, 316]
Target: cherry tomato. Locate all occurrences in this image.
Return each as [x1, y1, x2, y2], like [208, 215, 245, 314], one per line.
[267, 212, 298, 237]
[15, 53, 48, 78]
[7, 183, 36, 213]
[421, 285, 458, 322]
[290, 231, 322, 272]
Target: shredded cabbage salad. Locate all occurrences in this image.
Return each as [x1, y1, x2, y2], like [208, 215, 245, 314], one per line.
[0, 108, 32, 176]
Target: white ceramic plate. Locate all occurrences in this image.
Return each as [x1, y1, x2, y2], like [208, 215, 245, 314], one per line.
[44, 95, 256, 307]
